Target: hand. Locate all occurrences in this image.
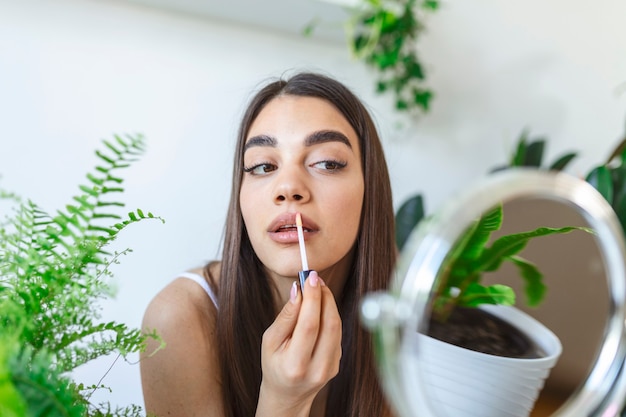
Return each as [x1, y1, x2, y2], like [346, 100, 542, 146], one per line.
[256, 271, 342, 417]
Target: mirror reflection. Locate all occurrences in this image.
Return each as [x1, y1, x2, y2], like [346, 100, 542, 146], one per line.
[363, 171, 626, 417]
[418, 198, 606, 417]
[490, 198, 608, 415]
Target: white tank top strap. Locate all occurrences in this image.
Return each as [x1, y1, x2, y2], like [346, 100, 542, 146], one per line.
[178, 271, 218, 309]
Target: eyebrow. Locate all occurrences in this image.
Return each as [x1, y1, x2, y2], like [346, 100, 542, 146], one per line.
[306, 130, 353, 149]
[243, 130, 353, 153]
[243, 135, 276, 152]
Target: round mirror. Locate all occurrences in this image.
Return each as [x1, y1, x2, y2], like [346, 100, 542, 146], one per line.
[361, 170, 626, 417]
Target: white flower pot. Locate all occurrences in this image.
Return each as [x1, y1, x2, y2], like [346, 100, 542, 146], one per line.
[405, 305, 562, 417]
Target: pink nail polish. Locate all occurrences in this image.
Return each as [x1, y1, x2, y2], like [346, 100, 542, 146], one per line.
[309, 271, 319, 287]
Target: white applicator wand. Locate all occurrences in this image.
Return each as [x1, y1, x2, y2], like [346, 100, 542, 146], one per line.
[296, 212, 312, 289]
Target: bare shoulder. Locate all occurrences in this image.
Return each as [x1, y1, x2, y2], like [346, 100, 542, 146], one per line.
[144, 278, 208, 333]
[143, 262, 220, 331]
[140, 263, 224, 417]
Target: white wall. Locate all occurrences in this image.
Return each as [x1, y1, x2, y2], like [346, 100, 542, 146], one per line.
[1, 0, 625, 410]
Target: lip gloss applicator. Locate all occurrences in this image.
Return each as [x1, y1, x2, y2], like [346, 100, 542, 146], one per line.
[296, 212, 312, 289]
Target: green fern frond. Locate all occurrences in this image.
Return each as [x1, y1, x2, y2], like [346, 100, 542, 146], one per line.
[8, 345, 86, 417]
[0, 133, 163, 416]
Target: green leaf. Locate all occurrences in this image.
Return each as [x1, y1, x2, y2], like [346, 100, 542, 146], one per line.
[0, 390, 26, 417]
[379, 10, 398, 32]
[55, 211, 82, 228]
[105, 173, 124, 184]
[422, 0, 439, 10]
[96, 201, 124, 207]
[455, 205, 503, 263]
[0, 348, 27, 417]
[78, 185, 99, 198]
[65, 205, 88, 224]
[352, 34, 369, 55]
[103, 140, 122, 156]
[92, 213, 123, 220]
[458, 283, 515, 307]
[9, 347, 86, 417]
[510, 130, 528, 167]
[613, 191, 626, 236]
[86, 173, 104, 186]
[405, 59, 424, 80]
[610, 163, 626, 204]
[102, 186, 124, 193]
[394, 194, 425, 250]
[479, 226, 586, 272]
[548, 152, 578, 171]
[509, 256, 546, 306]
[87, 225, 117, 236]
[95, 150, 115, 164]
[413, 90, 432, 111]
[374, 49, 400, 69]
[376, 81, 389, 92]
[523, 139, 545, 167]
[586, 165, 614, 204]
[395, 99, 408, 110]
[72, 196, 95, 210]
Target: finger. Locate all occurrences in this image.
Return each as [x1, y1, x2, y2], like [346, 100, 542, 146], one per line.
[289, 270, 323, 359]
[309, 285, 342, 375]
[262, 281, 301, 351]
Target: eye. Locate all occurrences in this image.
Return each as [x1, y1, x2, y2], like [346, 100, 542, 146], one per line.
[243, 162, 277, 175]
[312, 160, 347, 171]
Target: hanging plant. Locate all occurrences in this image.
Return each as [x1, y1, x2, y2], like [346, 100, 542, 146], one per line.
[346, 0, 439, 114]
[304, 0, 438, 115]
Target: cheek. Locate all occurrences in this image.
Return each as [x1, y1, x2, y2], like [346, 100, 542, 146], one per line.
[239, 191, 250, 226]
[326, 180, 364, 235]
[239, 183, 262, 239]
[240, 178, 265, 215]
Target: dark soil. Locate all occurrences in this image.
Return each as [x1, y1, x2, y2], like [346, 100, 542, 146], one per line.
[426, 307, 546, 359]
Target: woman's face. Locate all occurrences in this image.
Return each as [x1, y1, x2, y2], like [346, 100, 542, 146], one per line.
[240, 95, 364, 282]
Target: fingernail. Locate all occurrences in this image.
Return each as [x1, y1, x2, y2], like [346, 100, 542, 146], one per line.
[309, 271, 319, 287]
[318, 277, 326, 287]
[290, 281, 298, 304]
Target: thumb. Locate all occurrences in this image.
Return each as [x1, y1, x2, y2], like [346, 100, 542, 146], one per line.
[262, 281, 301, 350]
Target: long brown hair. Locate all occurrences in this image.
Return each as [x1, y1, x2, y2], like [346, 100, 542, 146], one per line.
[206, 72, 395, 417]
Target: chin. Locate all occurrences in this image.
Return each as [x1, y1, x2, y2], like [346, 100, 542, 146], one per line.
[263, 265, 301, 280]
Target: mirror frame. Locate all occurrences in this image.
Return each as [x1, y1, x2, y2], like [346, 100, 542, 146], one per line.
[361, 170, 626, 417]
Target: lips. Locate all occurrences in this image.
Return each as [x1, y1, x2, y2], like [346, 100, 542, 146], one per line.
[275, 224, 300, 233]
[274, 223, 314, 233]
[267, 212, 317, 243]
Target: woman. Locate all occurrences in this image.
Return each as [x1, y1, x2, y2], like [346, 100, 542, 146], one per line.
[140, 71, 396, 417]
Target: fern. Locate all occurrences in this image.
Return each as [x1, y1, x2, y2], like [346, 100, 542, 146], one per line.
[0, 134, 163, 416]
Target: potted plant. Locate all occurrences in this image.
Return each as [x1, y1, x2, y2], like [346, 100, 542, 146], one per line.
[0, 134, 162, 417]
[406, 202, 590, 416]
[393, 131, 591, 416]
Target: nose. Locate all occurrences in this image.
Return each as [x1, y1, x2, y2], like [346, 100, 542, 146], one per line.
[276, 192, 304, 202]
[273, 168, 311, 204]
